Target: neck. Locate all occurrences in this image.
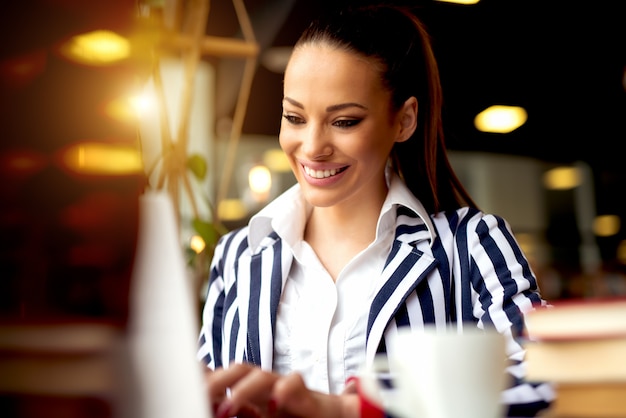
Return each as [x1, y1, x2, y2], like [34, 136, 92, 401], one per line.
[305, 189, 387, 247]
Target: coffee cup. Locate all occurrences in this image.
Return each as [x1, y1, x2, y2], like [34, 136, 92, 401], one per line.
[360, 326, 508, 418]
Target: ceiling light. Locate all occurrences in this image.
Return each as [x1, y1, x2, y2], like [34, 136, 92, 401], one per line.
[248, 165, 272, 195]
[58, 142, 143, 175]
[542, 166, 582, 190]
[60, 30, 130, 66]
[218, 199, 247, 221]
[474, 105, 528, 133]
[436, 0, 480, 4]
[593, 215, 621, 237]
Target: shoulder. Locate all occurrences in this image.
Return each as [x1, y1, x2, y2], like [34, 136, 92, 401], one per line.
[429, 207, 514, 241]
[216, 221, 286, 258]
[214, 226, 252, 260]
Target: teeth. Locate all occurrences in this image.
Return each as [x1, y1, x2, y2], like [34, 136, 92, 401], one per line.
[304, 166, 342, 179]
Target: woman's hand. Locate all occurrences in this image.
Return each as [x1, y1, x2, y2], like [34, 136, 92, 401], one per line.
[205, 364, 359, 418]
[207, 363, 279, 418]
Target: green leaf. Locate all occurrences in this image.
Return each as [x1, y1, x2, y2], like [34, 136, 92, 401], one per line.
[187, 154, 208, 180]
[192, 218, 221, 248]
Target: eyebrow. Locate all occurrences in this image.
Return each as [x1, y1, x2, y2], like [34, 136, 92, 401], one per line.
[283, 97, 368, 112]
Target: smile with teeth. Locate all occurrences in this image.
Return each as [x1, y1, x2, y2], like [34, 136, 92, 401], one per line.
[303, 165, 347, 179]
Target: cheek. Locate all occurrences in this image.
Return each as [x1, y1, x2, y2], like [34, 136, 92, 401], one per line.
[373, 127, 400, 156]
[352, 132, 395, 163]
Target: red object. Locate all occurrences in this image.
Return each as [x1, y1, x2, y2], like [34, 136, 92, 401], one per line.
[347, 376, 386, 418]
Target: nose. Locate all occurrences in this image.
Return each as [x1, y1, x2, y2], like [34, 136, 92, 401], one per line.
[301, 124, 332, 160]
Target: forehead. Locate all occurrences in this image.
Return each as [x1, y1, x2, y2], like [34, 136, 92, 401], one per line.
[283, 43, 388, 103]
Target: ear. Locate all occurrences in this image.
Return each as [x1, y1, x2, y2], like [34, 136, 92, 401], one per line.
[396, 96, 418, 143]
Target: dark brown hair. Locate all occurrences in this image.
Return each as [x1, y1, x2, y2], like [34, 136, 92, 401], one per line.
[295, 4, 477, 213]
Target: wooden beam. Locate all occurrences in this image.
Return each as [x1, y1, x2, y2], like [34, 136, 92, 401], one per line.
[160, 34, 259, 58]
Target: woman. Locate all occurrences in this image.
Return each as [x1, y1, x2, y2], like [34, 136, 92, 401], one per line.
[198, 4, 553, 417]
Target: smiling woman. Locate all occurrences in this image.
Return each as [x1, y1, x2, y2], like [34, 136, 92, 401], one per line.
[279, 43, 413, 213]
[198, 4, 554, 418]
[235, 0, 626, 282]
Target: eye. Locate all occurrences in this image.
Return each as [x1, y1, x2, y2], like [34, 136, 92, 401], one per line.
[333, 119, 361, 129]
[282, 114, 305, 125]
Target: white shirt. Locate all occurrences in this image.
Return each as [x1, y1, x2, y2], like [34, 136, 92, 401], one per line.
[249, 173, 425, 394]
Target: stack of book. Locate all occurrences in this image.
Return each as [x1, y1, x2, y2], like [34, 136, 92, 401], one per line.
[524, 298, 626, 418]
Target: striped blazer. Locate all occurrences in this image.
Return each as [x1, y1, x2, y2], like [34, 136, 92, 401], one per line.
[198, 204, 554, 416]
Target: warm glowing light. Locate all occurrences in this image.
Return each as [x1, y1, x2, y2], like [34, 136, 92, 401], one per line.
[104, 92, 155, 123]
[104, 98, 134, 123]
[218, 199, 247, 221]
[129, 91, 156, 116]
[59, 142, 143, 175]
[60, 30, 130, 65]
[189, 235, 206, 254]
[248, 165, 272, 194]
[436, 0, 480, 4]
[593, 215, 621, 237]
[474, 105, 528, 133]
[542, 166, 582, 190]
[263, 149, 291, 172]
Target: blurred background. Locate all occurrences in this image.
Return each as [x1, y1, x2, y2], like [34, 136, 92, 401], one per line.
[0, 0, 625, 416]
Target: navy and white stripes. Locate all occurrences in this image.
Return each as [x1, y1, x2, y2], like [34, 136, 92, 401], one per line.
[197, 205, 553, 414]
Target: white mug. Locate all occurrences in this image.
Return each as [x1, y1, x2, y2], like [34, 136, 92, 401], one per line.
[360, 326, 508, 418]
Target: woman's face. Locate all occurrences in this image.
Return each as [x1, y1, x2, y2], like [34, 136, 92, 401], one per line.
[279, 43, 414, 210]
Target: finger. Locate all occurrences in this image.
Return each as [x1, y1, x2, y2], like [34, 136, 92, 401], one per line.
[226, 368, 281, 412]
[272, 373, 318, 414]
[207, 364, 258, 412]
[209, 363, 257, 393]
[342, 377, 358, 395]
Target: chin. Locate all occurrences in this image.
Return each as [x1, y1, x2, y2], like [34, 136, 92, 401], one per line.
[299, 186, 342, 208]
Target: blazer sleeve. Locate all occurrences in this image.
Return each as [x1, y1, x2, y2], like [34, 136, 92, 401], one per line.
[460, 210, 555, 417]
[197, 232, 229, 369]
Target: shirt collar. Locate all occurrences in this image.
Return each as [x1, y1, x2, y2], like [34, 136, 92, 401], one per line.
[381, 173, 437, 243]
[248, 184, 309, 251]
[247, 173, 436, 252]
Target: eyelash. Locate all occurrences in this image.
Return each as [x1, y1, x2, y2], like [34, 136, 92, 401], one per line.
[282, 114, 304, 125]
[282, 114, 362, 129]
[333, 119, 361, 128]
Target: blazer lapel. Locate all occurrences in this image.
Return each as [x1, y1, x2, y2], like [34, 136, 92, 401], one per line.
[236, 235, 293, 369]
[365, 240, 437, 364]
[365, 211, 438, 364]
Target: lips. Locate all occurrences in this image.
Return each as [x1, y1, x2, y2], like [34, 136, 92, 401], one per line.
[303, 165, 348, 179]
